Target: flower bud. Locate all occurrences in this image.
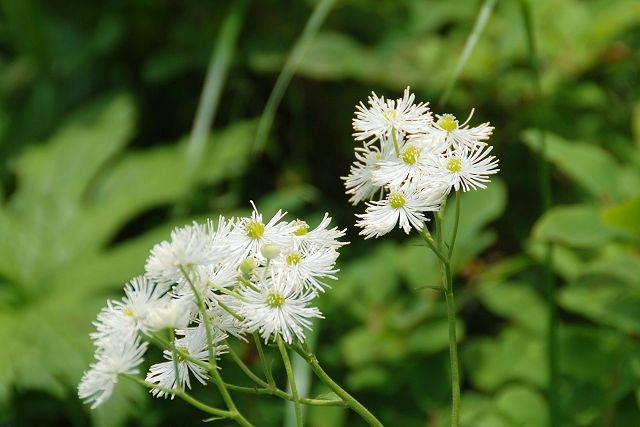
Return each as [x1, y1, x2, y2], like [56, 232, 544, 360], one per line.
[261, 244, 281, 260]
[240, 257, 256, 276]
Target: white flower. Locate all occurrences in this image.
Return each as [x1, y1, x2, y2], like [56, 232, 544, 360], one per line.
[289, 214, 347, 251]
[146, 297, 194, 331]
[78, 336, 148, 409]
[353, 87, 432, 142]
[273, 244, 339, 294]
[91, 276, 167, 345]
[228, 203, 296, 259]
[432, 110, 493, 150]
[434, 145, 500, 192]
[355, 185, 443, 239]
[145, 325, 227, 399]
[145, 222, 221, 287]
[371, 137, 438, 188]
[238, 275, 322, 344]
[342, 147, 384, 205]
[205, 302, 248, 341]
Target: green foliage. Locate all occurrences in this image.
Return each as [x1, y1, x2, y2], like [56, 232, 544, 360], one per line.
[1, 0, 639, 425]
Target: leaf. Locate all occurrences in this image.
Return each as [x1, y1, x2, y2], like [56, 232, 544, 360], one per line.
[493, 385, 548, 426]
[602, 195, 640, 236]
[560, 279, 640, 334]
[521, 130, 627, 201]
[477, 281, 546, 333]
[533, 204, 619, 248]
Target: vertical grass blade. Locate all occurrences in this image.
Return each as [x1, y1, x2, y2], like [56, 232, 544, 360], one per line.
[186, 0, 249, 178]
[438, 0, 497, 107]
[516, 1, 557, 426]
[253, 0, 336, 153]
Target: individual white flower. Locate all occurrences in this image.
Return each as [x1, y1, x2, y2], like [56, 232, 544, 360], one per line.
[273, 244, 339, 294]
[371, 137, 438, 188]
[145, 325, 227, 399]
[78, 336, 148, 409]
[433, 145, 500, 192]
[91, 276, 167, 345]
[342, 146, 384, 205]
[145, 222, 221, 287]
[355, 184, 443, 239]
[145, 297, 194, 331]
[431, 110, 493, 150]
[238, 275, 323, 344]
[289, 214, 347, 251]
[204, 302, 248, 341]
[353, 87, 432, 142]
[228, 203, 296, 259]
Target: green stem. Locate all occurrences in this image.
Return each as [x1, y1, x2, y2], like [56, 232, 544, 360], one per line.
[225, 383, 346, 407]
[125, 375, 233, 418]
[180, 267, 243, 419]
[278, 337, 303, 427]
[448, 191, 461, 259]
[418, 226, 447, 264]
[227, 344, 269, 386]
[516, 1, 557, 425]
[292, 344, 383, 427]
[254, 333, 276, 386]
[392, 127, 400, 157]
[438, 0, 497, 107]
[186, 0, 248, 177]
[433, 200, 461, 427]
[253, 0, 336, 153]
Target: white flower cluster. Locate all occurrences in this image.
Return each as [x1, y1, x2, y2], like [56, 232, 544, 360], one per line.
[343, 87, 499, 239]
[78, 204, 346, 409]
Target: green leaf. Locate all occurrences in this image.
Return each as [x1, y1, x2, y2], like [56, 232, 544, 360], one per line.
[477, 281, 546, 333]
[522, 130, 627, 200]
[602, 195, 640, 236]
[533, 204, 619, 248]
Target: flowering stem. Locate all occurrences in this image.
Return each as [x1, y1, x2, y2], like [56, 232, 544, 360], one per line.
[434, 202, 461, 427]
[125, 375, 233, 418]
[254, 333, 277, 386]
[391, 127, 400, 157]
[225, 383, 347, 406]
[418, 227, 447, 264]
[291, 343, 383, 427]
[278, 337, 303, 427]
[180, 267, 249, 425]
[238, 276, 260, 292]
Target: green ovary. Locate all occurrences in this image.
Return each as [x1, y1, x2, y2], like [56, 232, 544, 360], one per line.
[388, 192, 406, 209]
[286, 251, 301, 265]
[438, 114, 458, 132]
[292, 220, 309, 236]
[266, 292, 285, 308]
[402, 145, 420, 165]
[447, 158, 462, 172]
[246, 220, 265, 239]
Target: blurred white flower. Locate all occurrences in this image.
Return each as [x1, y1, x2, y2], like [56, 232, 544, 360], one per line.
[239, 275, 322, 344]
[353, 87, 432, 142]
[146, 325, 226, 399]
[356, 184, 443, 239]
[78, 336, 148, 409]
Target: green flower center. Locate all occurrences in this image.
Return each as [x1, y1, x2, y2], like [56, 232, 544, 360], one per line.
[246, 220, 265, 239]
[123, 306, 135, 317]
[293, 220, 309, 236]
[266, 292, 285, 308]
[402, 145, 420, 165]
[447, 158, 462, 172]
[175, 346, 189, 362]
[286, 251, 302, 265]
[388, 192, 406, 209]
[438, 114, 458, 132]
[383, 109, 397, 122]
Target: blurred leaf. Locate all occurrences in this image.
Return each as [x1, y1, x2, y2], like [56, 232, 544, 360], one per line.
[533, 204, 619, 248]
[522, 130, 629, 201]
[477, 281, 546, 333]
[560, 279, 640, 334]
[602, 195, 640, 236]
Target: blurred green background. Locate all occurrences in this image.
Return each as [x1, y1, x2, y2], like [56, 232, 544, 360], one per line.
[1, 0, 639, 426]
